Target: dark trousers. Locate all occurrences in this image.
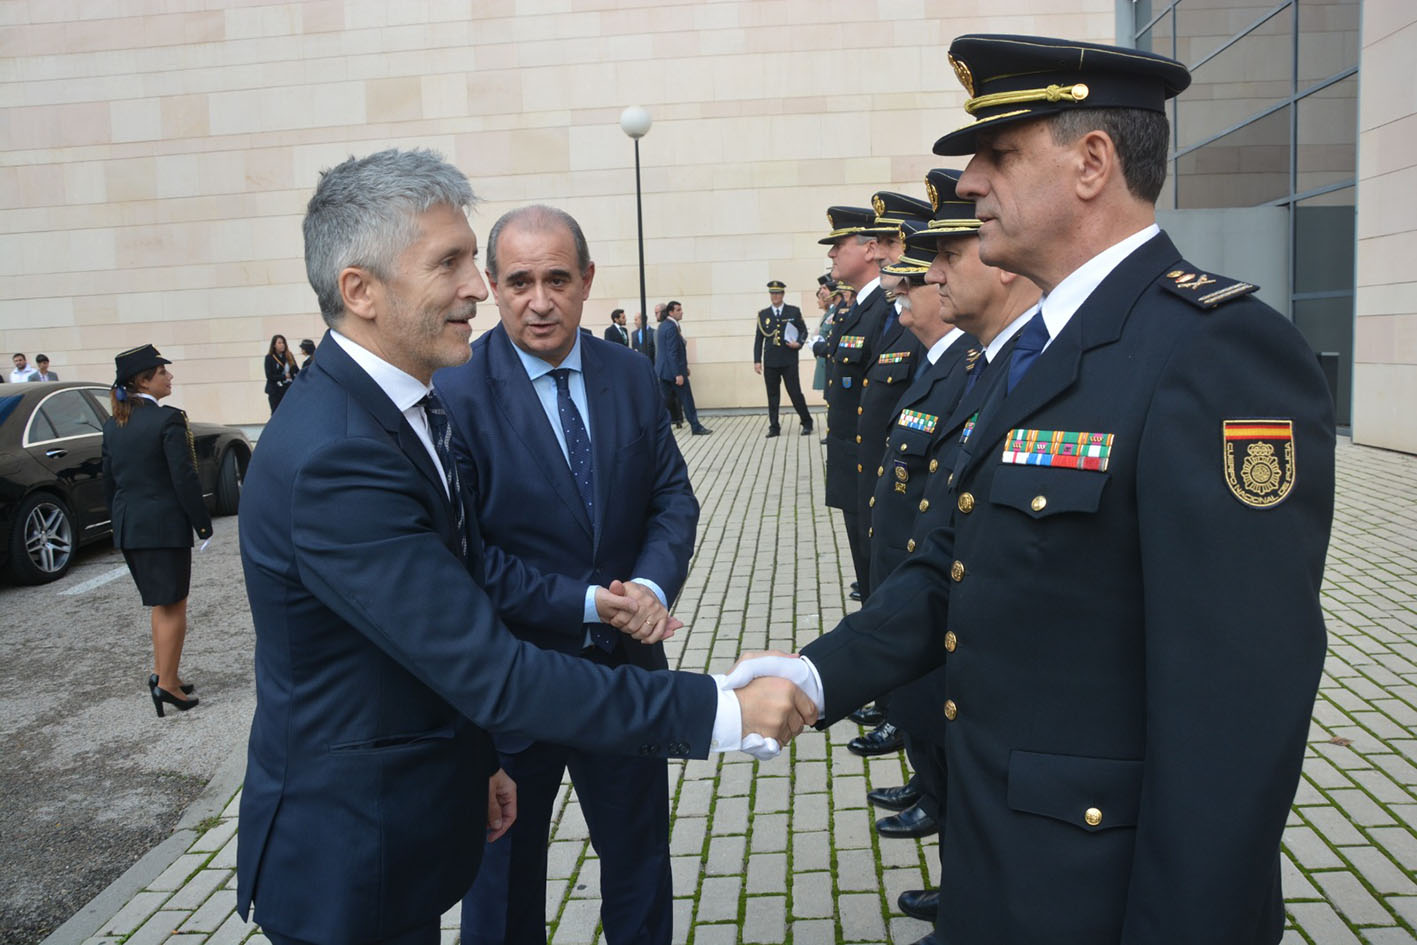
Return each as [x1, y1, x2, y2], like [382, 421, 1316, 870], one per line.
[461, 705, 673, 945]
[763, 363, 812, 432]
[267, 385, 288, 414]
[904, 734, 944, 821]
[842, 508, 868, 590]
[661, 379, 701, 430]
[664, 386, 684, 425]
[264, 923, 437, 945]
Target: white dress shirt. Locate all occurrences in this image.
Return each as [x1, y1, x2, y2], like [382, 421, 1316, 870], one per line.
[10, 367, 37, 384]
[329, 331, 448, 498]
[1038, 224, 1159, 353]
[927, 327, 967, 365]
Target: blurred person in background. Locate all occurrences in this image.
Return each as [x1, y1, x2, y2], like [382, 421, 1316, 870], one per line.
[264, 334, 300, 413]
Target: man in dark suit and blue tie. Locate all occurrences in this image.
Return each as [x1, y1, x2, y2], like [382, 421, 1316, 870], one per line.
[236, 149, 816, 945]
[655, 300, 711, 435]
[435, 204, 695, 945]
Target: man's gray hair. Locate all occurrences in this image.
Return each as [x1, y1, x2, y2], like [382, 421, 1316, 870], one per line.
[485, 204, 592, 281]
[303, 148, 476, 326]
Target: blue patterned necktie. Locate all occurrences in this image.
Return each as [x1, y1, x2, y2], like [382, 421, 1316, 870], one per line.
[549, 369, 616, 652]
[420, 391, 467, 561]
[1007, 310, 1050, 394]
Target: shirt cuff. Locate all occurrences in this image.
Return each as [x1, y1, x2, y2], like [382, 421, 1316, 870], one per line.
[709, 681, 742, 752]
[582, 585, 599, 624]
[628, 577, 667, 609]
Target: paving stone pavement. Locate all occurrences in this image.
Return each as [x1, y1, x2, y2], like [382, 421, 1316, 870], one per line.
[64, 416, 1417, 945]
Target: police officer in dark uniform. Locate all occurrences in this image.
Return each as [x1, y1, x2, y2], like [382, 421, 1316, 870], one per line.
[852, 177, 984, 768]
[843, 193, 933, 757]
[753, 280, 814, 438]
[744, 35, 1336, 945]
[817, 206, 892, 603]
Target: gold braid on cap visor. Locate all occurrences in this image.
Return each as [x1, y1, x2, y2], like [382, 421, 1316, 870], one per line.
[965, 82, 1090, 115]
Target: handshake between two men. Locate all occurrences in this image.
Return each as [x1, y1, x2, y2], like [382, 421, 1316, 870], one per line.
[595, 579, 822, 756]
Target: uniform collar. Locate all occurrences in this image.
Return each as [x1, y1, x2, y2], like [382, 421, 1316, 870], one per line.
[927, 327, 966, 364]
[1039, 224, 1159, 347]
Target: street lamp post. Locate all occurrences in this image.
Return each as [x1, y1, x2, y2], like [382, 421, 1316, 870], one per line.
[619, 106, 652, 358]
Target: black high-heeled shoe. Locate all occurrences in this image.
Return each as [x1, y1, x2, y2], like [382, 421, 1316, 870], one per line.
[151, 683, 199, 717]
[148, 673, 195, 696]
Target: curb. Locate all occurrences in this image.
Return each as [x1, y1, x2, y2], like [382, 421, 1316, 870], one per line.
[41, 746, 249, 945]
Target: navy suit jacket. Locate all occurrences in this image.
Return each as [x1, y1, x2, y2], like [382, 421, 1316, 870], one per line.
[236, 331, 715, 945]
[655, 318, 686, 381]
[433, 324, 697, 690]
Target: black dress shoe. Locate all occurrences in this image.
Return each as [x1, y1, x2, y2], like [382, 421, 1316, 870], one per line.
[848, 704, 884, 726]
[765, 429, 780, 438]
[851, 581, 860, 592]
[848, 721, 904, 756]
[818, 437, 828, 445]
[691, 426, 713, 435]
[849, 589, 862, 601]
[876, 802, 938, 839]
[898, 888, 939, 921]
[149, 673, 195, 696]
[800, 426, 813, 436]
[867, 781, 921, 811]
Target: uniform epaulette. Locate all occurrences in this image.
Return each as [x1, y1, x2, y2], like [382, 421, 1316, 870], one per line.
[1158, 266, 1259, 310]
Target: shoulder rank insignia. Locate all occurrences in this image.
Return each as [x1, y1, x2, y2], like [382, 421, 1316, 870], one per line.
[1000, 429, 1114, 472]
[878, 351, 911, 365]
[1160, 267, 1258, 310]
[838, 335, 864, 349]
[898, 409, 937, 433]
[1222, 420, 1295, 508]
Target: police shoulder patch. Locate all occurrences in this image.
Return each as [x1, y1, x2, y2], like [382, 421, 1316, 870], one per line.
[1222, 420, 1296, 508]
[1160, 266, 1258, 310]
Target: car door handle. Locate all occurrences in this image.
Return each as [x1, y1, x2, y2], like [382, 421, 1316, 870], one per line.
[45, 448, 68, 458]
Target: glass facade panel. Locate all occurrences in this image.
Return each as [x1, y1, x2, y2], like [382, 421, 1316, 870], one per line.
[1175, 106, 1290, 208]
[1296, 75, 1356, 194]
[1293, 296, 1352, 423]
[1176, 0, 1285, 68]
[1298, 0, 1359, 87]
[1177, 6, 1293, 149]
[1136, 8, 1176, 60]
[1294, 187, 1354, 294]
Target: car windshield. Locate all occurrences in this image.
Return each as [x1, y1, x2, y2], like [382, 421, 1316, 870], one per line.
[0, 394, 20, 429]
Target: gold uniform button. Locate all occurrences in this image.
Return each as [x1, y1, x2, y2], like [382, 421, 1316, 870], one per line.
[957, 492, 975, 514]
[863, 378, 870, 387]
[856, 434, 862, 444]
[943, 699, 957, 720]
[886, 375, 894, 383]
[944, 630, 957, 652]
[929, 459, 939, 473]
[857, 463, 863, 473]
[919, 498, 929, 513]
[907, 538, 916, 552]
[868, 527, 873, 538]
[828, 379, 833, 387]
[898, 442, 907, 453]
[1084, 808, 1102, 827]
[857, 406, 863, 415]
[950, 560, 965, 582]
[1031, 495, 1047, 512]
[877, 465, 884, 477]
[869, 496, 875, 508]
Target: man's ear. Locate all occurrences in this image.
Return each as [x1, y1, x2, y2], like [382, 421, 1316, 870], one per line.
[1075, 129, 1118, 202]
[579, 262, 596, 299]
[339, 267, 378, 323]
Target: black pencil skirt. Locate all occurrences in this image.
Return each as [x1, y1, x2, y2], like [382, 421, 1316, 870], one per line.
[122, 548, 192, 606]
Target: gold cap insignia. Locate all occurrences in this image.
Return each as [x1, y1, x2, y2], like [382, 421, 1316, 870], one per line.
[948, 53, 974, 97]
[1167, 270, 1184, 278]
[1222, 420, 1296, 509]
[826, 209, 834, 227]
[926, 177, 940, 211]
[872, 194, 886, 216]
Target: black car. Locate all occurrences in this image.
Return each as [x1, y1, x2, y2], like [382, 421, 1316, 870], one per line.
[0, 382, 251, 585]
